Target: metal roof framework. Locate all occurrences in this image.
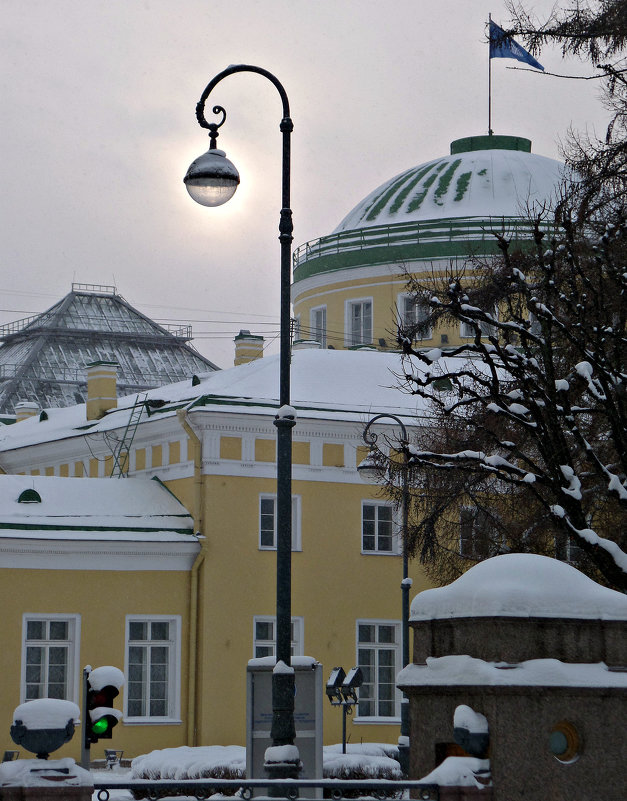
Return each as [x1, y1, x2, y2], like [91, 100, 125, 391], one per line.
[0, 284, 219, 414]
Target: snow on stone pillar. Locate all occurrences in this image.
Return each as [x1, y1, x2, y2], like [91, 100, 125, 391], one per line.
[15, 402, 40, 423]
[234, 330, 264, 366]
[292, 339, 322, 350]
[86, 361, 118, 420]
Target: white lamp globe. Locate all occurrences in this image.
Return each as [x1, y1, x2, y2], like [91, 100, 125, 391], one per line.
[184, 148, 240, 207]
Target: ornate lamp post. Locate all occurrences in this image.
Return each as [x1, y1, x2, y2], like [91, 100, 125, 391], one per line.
[357, 413, 411, 775]
[184, 65, 298, 778]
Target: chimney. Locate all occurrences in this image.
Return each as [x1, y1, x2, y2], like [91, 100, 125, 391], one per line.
[86, 360, 118, 420]
[234, 330, 264, 366]
[15, 402, 40, 423]
[292, 339, 322, 350]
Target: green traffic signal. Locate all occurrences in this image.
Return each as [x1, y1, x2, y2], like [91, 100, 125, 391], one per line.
[91, 717, 110, 736]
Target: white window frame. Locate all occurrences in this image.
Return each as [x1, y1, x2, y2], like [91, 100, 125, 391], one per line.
[355, 619, 401, 722]
[259, 494, 302, 551]
[345, 298, 373, 346]
[361, 500, 399, 555]
[555, 534, 585, 564]
[309, 305, 327, 348]
[21, 614, 81, 704]
[459, 507, 496, 558]
[460, 306, 498, 338]
[124, 615, 181, 724]
[252, 616, 304, 659]
[398, 293, 432, 340]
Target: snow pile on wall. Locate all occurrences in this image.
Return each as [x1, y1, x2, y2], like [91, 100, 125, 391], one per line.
[418, 756, 491, 788]
[410, 553, 627, 621]
[398, 655, 627, 687]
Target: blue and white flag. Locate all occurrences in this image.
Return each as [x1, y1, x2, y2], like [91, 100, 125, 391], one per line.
[489, 20, 544, 71]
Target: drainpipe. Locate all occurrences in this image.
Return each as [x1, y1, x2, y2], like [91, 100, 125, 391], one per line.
[177, 409, 204, 532]
[176, 408, 204, 745]
[187, 551, 204, 745]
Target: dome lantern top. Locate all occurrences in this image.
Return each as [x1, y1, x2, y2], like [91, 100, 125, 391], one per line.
[450, 134, 532, 155]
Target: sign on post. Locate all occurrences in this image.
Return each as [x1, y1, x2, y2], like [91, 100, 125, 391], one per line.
[246, 657, 323, 796]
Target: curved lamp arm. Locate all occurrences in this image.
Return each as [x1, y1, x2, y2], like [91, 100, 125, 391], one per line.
[191, 64, 293, 406]
[362, 412, 408, 450]
[195, 64, 291, 128]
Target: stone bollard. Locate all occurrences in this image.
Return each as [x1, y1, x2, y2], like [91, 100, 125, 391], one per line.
[0, 757, 93, 801]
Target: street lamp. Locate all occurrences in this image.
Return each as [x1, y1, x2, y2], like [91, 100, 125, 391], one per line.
[357, 413, 411, 775]
[184, 65, 298, 779]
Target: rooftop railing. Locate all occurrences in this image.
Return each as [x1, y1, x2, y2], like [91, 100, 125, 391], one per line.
[293, 215, 544, 274]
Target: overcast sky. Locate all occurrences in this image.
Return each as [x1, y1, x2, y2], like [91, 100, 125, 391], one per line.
[1, 0, 610, 368]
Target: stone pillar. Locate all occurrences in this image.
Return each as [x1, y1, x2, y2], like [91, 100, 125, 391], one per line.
[15, 402, 40, 423]
[0, 759, 93, 801]
[234, 330, 264, 366]
[85, 360, 118, 420]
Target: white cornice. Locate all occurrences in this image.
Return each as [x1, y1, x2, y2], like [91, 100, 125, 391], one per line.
[0, 537, 200, 571]
[291, 259, 448, 300]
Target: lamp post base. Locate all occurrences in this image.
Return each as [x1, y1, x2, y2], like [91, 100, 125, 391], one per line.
[264, 744, 301, 791]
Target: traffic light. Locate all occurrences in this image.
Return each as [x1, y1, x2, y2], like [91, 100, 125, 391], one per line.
[85, 666, 124, 746]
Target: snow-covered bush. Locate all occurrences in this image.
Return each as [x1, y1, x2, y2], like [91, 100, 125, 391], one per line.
[127, 743, 401, 797]
[129, 745, 245, 797]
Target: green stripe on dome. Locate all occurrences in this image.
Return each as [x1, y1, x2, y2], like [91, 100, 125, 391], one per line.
[434, 159, 462, 205]
[407, 162, 447, 213]
[389, 162, 442, 214]
[364, 168, 416, 222]
[454, 171, 473, 201]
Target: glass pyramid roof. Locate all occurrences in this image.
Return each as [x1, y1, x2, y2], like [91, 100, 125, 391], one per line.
[0, 286, 219, 415]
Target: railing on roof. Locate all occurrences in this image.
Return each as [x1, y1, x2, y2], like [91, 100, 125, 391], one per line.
[0, 310, 57, 337]
[163, 323, 193, 339]
[0, 317, 193, 341]
[292, 215, 546, 272]
[71, 282, 117, 295]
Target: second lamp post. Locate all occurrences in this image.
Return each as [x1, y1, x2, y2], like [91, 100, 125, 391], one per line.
[358, 413, 411, 775]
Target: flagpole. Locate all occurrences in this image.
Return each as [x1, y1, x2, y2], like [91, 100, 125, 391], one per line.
[488, 13, 493, 135]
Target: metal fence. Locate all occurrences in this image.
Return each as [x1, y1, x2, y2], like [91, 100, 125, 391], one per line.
[92, 776, 439, 800]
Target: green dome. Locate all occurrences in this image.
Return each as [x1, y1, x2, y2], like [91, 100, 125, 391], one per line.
[293, 135, 565, 284]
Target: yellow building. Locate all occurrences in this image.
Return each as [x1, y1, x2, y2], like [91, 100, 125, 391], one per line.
[0, 472, 198, 760]
[0, 347, 440, 760]
[0, 132, 566, 763]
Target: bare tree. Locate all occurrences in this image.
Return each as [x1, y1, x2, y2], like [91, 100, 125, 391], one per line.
[378, 1, 627, 592]
[394, 204, 626, 590]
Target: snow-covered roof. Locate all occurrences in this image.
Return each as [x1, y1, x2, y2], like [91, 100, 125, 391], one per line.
[0, 349, 449, 451]
[410, 554, 627, 621]
[0, 474, 194, 540]
[333, 136, 565, 232]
